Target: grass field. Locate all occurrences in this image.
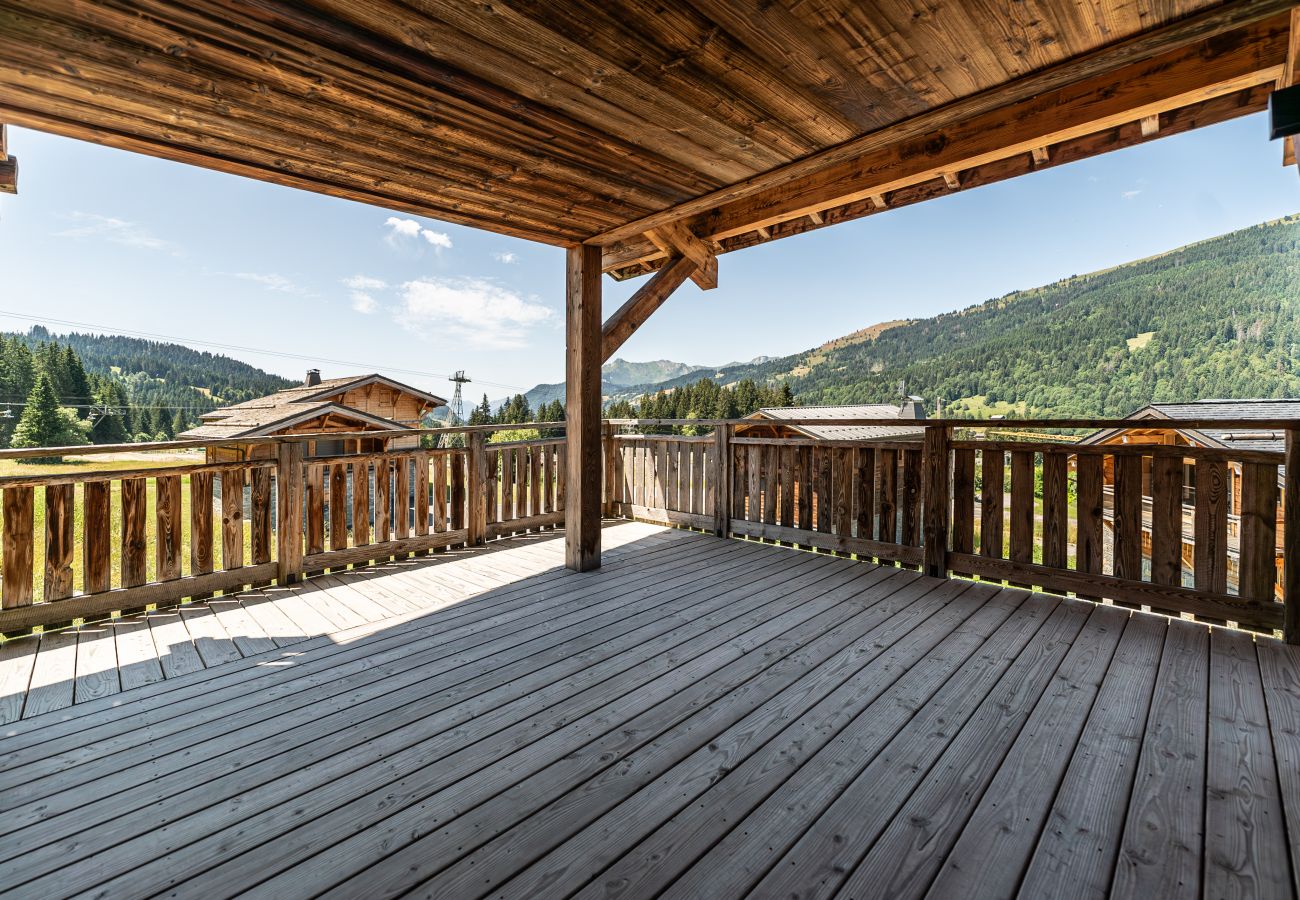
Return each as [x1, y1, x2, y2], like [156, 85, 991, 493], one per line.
[0, 451, 261, 602]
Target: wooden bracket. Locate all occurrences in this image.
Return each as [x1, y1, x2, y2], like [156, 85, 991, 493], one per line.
[645, 221, 717, 289]
[0, 125, 15, 195]
[601, 254, 697, 361]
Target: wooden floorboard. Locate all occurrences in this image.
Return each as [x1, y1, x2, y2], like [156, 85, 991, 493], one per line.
[0, 524, 1296, 900]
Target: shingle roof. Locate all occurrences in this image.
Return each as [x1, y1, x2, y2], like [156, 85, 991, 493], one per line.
[746, 404, 925, 441]
[181, 373, 445, 441]
[1139, 399, 1300, 453]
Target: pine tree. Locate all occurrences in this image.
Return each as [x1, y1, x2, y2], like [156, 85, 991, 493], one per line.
[11, 373, 86, 462]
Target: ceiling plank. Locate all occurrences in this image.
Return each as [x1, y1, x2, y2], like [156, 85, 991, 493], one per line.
[599, 11, 1289, 267]
[1283, 7, 1300, 169]
[590, 1, 1294, 253]
[602, 255, 698, 361]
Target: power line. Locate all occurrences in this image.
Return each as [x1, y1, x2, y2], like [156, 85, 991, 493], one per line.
[0, 310, 531, 392]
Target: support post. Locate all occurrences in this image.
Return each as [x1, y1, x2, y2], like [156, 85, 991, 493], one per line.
[566, 244, 603, 571]
[922, 425, 951, 579]
[713, 424, 733, 537]
[1285, 427, 1298, 644]
[467, 430, 487, 546]
[275, 439, 304, 585]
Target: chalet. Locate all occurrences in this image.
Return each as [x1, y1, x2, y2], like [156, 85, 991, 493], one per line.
[180, 369, 446, 461]
[736, 401, 926, 441]
[1080, 398, 1293, 597]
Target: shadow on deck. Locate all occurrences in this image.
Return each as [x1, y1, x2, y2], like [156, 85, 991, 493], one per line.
[0, 521, 1296, 899]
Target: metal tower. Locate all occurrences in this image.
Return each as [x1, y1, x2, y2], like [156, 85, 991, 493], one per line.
[449, 370, 471, 426]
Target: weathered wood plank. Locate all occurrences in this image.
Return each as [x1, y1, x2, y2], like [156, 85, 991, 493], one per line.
[1113, 618, 1209, 897]
[120, 477, 147, 589]
[83, 481, 112, 595]
[566, 243, 602, 570]
[353, 461, 371, 547]
[189, 471, 214, 578]
[3, 487, 38, 607]
[951, 447, 975, 556]
[1194, 457, 1229, 595]
[1075, 453, 1104, 588]
[73, 623, 120, 703]
[250, 467, 272, 567]
[1240, 461, 1279, 603]
[980, 448, 1004, 559]
[1042, 450, 1068, 570]
[1112, 454, 1143, 583]
[1149, 455, 1183, 587]
[220, 471, 244, 572]
[330, 463, 348, 551]
[878, 448, 897, 544]
[43, 483, 75, 601]
[306, 464, 325, 557]
[1204, 627, 1290, 898]
[1257, 640, 1300, 897]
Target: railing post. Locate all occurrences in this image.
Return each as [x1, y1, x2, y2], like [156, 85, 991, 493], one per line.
[275, 438, 304, 585]
[602, 422, 616, 517]
[923, 425, 951, 579]
[713, 423, 733, 537]
[1285, 427, 1298, 644]
[467, 430, 487, 546]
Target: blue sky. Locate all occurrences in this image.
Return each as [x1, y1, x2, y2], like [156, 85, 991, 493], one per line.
[0, 113, 1296, 401]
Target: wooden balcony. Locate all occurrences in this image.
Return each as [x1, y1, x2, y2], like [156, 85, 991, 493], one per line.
[0, 519, 1297, 899]
[0, 419, 1297, 898]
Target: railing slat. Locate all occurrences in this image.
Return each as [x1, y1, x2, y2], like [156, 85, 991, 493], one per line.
[374, 459, 391, 543]
[1042, 451, 1068, 571]
[330, 463, 348, 552]
[1075, 454, 1104, 601]
[306, 465, 325, 557]
[2, 486, 34, 607]
[250, 467, 272, 570]
[43, 483, 75, 601]
[1112, 454, 1143, 583]
[414, 453, 430, 537]
[354, 461, 371, 546]
[1149, 455, 1183, 587]
[1194, 458, 1228, 595]
[394, 455, 411, 541]
[951, 448, 975, 557]
[856, 446, 876, 542]
[121, 477, 147, 589]
[433, 453, 448, 534]
[902, 447, 922, 561]
[155, 474, 182, 583]
[84, 481, 112, 595]
[189, 471, 214, 579]
[1239, 461, 1279, 603]
[220, 472, 243, 572]
[1009, 450, 1035, 582]
[878, 448, 897, 544]
[980, 449, 1004, 559]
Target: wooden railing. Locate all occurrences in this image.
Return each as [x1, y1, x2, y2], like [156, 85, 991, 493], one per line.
[607, 418, 1298, 643]
[3, 416, 1296, 644]
[0, 424, 563, 634]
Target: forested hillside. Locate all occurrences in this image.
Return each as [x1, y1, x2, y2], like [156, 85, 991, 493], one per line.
[0, 327, 294, 448]
[633, 215, 1300, 417]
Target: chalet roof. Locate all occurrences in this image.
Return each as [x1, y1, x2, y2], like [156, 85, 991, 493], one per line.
[182, 373, 443, 440]
[0, 4, 1286, 280]
[180, 402, 410, 441]
[201, 374, 446, 422]
[745, 405, 925, 442]
[1083, 399, 1300, 453]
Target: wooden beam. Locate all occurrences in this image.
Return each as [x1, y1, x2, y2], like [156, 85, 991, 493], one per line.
[942, 171, 962, 190]
[1030, 146, 1050, 167]
[1139, 114, 1161, 136]
[808, 211, 824, 225]
[755, 225, 771, 239]
[1283, 8, 1300, 169]
[596, 9, 1290, 268]
[601, 255, 697, 362]
[565, 244, 603, 572]
[607, 80, 1271, 280]
[645, 221, 717, 290]
[870, 194, 887, 209]
[0, 124, 13, 194]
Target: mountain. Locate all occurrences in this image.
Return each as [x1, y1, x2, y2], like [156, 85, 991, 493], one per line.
[601, 358, 705, 387]
[622, 216, 1300, 418]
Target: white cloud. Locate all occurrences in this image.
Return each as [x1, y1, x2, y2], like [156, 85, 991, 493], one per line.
[54, 212, 174, 252]
[1121, 190, 1142, 200]
[350, 292, 379, 314]
[395, 277, 552, 348]
[493, 251, 519, 264]
[343, 274, 387, 291]
[384, 217, 452, 251]
[232, 272, 309, 294]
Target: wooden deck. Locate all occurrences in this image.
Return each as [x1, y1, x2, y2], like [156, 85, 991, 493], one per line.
[1, 522, 1297, 900]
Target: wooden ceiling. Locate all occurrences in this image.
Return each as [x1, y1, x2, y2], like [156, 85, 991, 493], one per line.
[0, 0, 1293, 276]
